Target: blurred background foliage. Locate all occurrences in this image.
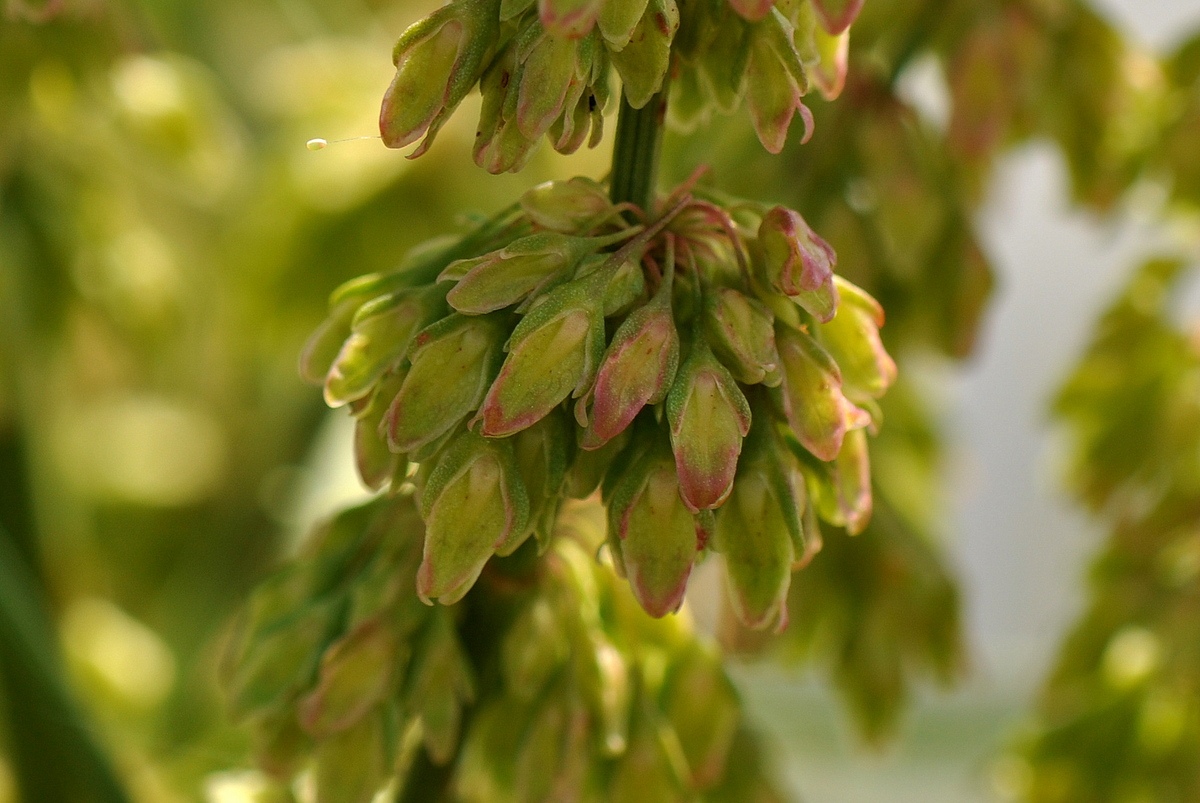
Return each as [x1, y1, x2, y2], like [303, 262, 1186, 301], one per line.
[1, 0, 1199, 801]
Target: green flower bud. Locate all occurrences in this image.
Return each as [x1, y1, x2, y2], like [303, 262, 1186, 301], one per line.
[715, 468, 794, 631]
[539, 0, 603, 38]
[667, 340, 752, 511]
[597, 0, 650, 49]
[815, 277, 897, 399]
[661, 647, 739, 790]
[300, 272, 407, 386]
[405, 609, 476, 763]
[323, 284, 446, 407]
[602, 250, 648, 315]
[386, 313, 506, 454]
[757, 205, 837, 322]
[745, 11, 812, 154]
[418, 430, 530, 603]
[224, 596, 342, 721]
[608, 445, 703, 617]
[610, 0, 679, 108]
[514, 682, 587, 803]
[380, 0, 499, 155]
[249, 708, 310, 780]
[698, 8, 752, 113]
[353, 368, 407, 491]
[584, 271, 679, 448]
[516, 27, 584, 141]
[474, 45, 532, 174]
[805, 19, 849, 100]
[443, 229, 631, 314]
[520, 177, 613, 232]
[312, 709, 387, 803]
[775, 323, 869, 461]
[477, 265, 616, 437]
[811, 0, 863, 35]
[298, 619, 403, 739]
[705, 286, 780, 385]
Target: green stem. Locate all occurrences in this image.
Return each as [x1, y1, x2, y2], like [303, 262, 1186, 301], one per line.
[609, 83, 670, 212]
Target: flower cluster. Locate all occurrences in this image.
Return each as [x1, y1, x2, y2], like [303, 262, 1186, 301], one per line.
[221, 495, 782, 802]
[379, 0, 859, 170]
[302, 172, 895, 630]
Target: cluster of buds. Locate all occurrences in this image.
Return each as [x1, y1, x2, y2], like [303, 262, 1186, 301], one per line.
[302, 171, 895, 631]
[221, 496, 783, 802]
[379, 0, 862, 169]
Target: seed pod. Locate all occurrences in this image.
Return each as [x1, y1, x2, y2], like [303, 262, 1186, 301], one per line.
[705, 286, 780, 385]
[387, 313, 506, 454]
[757, 205, 837, 322]
[323, 284, 446, 407]
[667, 339, 752, 511]
[815, 277, 897, 399]
[380, 0, 500, 155]
[608, 445, 703, 617]
[417, 430, 530, 604]
[774, 323, 869, 461]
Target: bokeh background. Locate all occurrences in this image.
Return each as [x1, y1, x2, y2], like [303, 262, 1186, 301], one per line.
[2, 0, 1200, 801]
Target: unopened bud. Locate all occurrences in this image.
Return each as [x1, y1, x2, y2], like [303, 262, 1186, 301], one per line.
[608, 446, 702, 617]
[597, 0, 649, 49]
[584, 273, 679, 448]
[610, 0, 679, 109]
[811, 0, 863, 35]
[539, 0, 604, 38]
[662, 647, 739, 789]
[380, 0, 499, 155]
[312, 711, 387, 803]
[386, 313, 506, 454]
[745, 13, 813, 153]
[715, 470, 794, 631]
[520, 177, 614, 232]
[298, 619, 402, 738]
[775, 324, 869, 461]
[353, 368, 406, 491]
[705, 286, 780, 385]
[324, 284, 447, 407]
[417, 431, 530, 604]
[757, 205, 837, 321]
[815, 277, 897, 399]
[405, 609, 476, 763]
[477, 270, 611, 437]
[666, 341, 751, 511]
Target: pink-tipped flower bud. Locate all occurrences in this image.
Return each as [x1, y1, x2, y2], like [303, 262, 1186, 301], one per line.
[607, 447, 704, 617]
[323, 284, 446, 407]
[666, 341, 752, 511]
[758, 205, 838, 322]
[539, 0, 603, 38]
[775, 323, 870, 462]
[745, 11, 814, 154]
[583, 271, 679, 448]
[442, 229, 630, 315]
[386, 313, 506, 454]
[297, 619, 401, 739]
[477, 266, 617, 437]
[417, 430, 530, 604]
[379, 0, 499, 156]
[815, 276, 897, 399]
[811, 0, 863, 35]
[705, 286, 780, 385]
[520, 177, 614, 232]
[727, 0, 774, 22]
[609, 0, 679, 108]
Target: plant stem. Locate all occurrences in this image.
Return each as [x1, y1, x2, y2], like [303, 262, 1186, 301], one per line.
[609, 83, 670, 212]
